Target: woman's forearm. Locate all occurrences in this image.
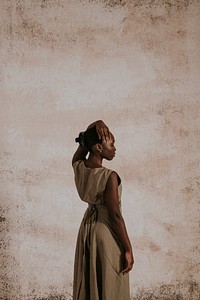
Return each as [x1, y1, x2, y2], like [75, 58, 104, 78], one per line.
[87, 120, 110, 140]
[109, 214, 132, 252]
[87, 120, 104, 130]
[72, 145, 88, 165]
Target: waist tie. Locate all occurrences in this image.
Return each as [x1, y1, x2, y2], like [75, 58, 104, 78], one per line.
[83, 204, 98, 224]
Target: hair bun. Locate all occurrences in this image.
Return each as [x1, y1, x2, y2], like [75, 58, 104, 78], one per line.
[75, 131, 86, 148]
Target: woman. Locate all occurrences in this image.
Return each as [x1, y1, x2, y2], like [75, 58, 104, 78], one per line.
[72, 120, 134, 300]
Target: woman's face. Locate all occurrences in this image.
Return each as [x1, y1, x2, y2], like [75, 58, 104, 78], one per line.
[101, 134, 116, 160]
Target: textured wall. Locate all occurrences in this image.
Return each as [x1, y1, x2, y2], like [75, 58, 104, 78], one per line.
[0, 0, 200, 299]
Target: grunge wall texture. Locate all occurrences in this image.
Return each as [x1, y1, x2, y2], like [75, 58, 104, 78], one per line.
[0, 0, 199, 299]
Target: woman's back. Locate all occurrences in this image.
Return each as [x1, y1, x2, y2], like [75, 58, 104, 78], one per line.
[73, 159, 121, 205]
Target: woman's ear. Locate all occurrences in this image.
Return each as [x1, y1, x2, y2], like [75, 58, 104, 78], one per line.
[95, 143, 103, 153]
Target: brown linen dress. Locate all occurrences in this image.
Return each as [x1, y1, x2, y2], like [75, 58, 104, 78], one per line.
[72, 160, 130, 300]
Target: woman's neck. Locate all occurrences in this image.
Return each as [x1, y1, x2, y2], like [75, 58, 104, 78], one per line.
[85, 153, 103, 168]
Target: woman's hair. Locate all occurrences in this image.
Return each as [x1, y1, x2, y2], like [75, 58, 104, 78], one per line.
[75, 127, 101, 151]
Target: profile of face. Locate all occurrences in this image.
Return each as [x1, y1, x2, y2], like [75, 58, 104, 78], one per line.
[95, 133, 116, 161]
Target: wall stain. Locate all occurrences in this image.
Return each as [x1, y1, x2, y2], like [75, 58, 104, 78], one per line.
[0, 216, 6, 222]
[32, 294, 72, 300]
[182, 176, 200, 202]
[163, 222, 175, 235]
[133, 281, 199, 299]
[101, 0, 126, 8]
[148, 240, 161, 252]
[129, 0, 194, 10]
[81, 0, 126, 8]
[1, 0, 197, 57]
[89, 0, 196, 10]
[22, 281, 200, 299]
[0, 204, 12, 300]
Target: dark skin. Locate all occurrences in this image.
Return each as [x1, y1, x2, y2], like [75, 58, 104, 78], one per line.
[72, 120, 134, 274]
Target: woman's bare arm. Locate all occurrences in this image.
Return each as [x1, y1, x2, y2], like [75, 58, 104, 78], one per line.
[87, 120, 110, 140]
[104, 171, 134, 274]
[72, 120, 110, 165]
[72, 146, 88, 165]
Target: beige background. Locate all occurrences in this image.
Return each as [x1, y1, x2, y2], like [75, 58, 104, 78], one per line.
[0, 0, 200, 299]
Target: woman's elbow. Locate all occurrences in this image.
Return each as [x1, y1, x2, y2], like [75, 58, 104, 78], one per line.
[109, 211, 123, 223]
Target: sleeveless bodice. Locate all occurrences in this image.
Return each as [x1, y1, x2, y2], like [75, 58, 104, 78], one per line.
[73, 160, 122, 205]
[73, 160, 122, 224]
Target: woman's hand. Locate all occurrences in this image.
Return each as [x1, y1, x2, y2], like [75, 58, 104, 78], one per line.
[95, 120, 110, 141]
[122, 250, 134, 275]
[87, 120, 110, 141]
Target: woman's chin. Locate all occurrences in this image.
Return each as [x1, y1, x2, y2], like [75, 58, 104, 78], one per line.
[108, 156, 115, 161]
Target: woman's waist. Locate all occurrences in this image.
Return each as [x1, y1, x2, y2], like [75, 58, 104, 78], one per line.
[83, 203, 109, 224]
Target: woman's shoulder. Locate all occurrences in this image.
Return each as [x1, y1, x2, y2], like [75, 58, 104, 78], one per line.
[72, 160, 121, 184]
[102, 167, 121, 186]
[72, 159, 83, 167]
[72, 160, 85, 176]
